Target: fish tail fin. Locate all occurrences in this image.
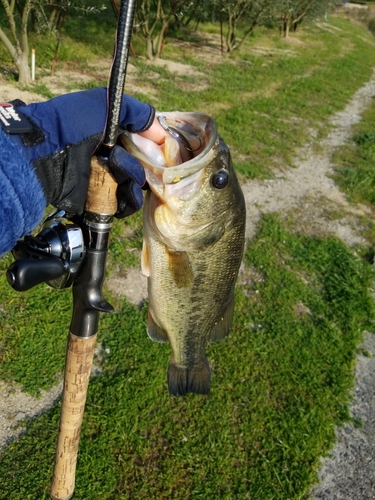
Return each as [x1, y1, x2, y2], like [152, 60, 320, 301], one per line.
[168, 358, 210, 396]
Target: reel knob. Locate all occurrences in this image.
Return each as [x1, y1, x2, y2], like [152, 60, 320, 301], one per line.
[7, 257, 67, 291]
[7, 210, 86, 291]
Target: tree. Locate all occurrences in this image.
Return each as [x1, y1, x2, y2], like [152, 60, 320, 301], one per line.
[0, 0, 33, 84]
[277, 0, 337, 37]
[135, 0, 194, 60]
[175, 1, 210, 31]
[220, 0, 274, 52]
[0, 1, 108, 83]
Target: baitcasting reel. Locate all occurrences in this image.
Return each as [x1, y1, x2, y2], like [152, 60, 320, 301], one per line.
[7, 210, 85, 291]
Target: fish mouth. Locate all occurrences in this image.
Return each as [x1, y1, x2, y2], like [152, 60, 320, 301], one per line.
[120, 112, 217, 194]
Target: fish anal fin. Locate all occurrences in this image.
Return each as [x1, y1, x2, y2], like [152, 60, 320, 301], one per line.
[167, 249, 193, 288]
[147, 313, 169, 343]
[141, 240, 150, 277]
[209, 297, 235, 342]
[168, 358, 210, 396]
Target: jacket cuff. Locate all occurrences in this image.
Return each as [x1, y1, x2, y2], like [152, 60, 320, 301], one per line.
[120, 94, 156, 133]
[0, 128, 46, 256]
[134, 105, 156, 133]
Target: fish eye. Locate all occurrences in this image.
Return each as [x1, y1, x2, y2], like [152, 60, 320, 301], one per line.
[212, 169, 229, 189]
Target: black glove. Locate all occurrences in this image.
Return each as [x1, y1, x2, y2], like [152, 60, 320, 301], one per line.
[4, 88, 154, 217]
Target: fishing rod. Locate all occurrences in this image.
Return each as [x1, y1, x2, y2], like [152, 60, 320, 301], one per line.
[5, 0, 136, 498]
[49, 1, 137, 498]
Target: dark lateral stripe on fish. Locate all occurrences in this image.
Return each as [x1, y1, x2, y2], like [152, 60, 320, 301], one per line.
[167, 359, 211, 396]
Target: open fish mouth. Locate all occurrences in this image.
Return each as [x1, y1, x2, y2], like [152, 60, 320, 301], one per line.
[120, 112, 218, 192]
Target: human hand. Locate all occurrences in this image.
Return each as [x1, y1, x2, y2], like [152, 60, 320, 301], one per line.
[6, 88, 158, 217]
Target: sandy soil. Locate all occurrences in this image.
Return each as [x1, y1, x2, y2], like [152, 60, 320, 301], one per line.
[1, 57, 375, 498]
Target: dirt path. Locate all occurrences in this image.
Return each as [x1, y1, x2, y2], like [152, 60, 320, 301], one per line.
[1, 68, 375, 498]
[239, 70, 375, 500]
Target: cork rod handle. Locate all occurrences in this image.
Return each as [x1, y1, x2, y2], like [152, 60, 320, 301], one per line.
[50, 333, 97, 500]
[85, 155, 118, 215]
[50, 158, 118, 500]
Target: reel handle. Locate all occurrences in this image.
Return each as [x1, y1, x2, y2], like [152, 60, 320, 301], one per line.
[6, 257, 67, 291]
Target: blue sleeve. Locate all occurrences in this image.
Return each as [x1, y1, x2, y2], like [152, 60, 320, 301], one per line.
[0, 128, 46, 257]
[17, 89, 155, 163]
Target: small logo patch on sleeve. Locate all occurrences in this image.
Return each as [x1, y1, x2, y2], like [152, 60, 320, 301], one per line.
[0, 103, 34, 134]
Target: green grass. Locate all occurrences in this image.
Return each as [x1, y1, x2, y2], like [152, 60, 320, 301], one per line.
[1, 10, 375, 500]
[2, 10, 375, 181]
[332, 90, 375, 250]
[0, 254, 71, 393]
[333, 99, 375, 206]
[137, 17, 375, 178]
[107, 212, 144, 272]
[0, 216, 374, 499]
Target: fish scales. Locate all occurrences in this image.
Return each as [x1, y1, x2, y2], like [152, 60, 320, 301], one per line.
[121, 112, 246, 396]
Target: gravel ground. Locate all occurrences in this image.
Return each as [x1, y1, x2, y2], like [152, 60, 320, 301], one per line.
[239, 70, 375, 499]
[311, 332, 375, 500]
[239, 70, 375, 500]
[1, 65, 375, 498]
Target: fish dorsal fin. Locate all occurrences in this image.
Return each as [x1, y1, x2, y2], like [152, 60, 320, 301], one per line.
[147, 312, 169, 343]
[141, 240, 150, 277]
[209, 297, 235, 342]
[167, 249, 193, 288]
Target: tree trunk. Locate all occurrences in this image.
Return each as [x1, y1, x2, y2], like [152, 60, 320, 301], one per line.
[145, 37, 155, 60]
[281, 14, 292, 38]
[285, 21, 290, 38]
[154, 20, 169, 58]
[226, 13, 236, 52]
[0, 0, 32, 83]
[0, 28, 31, 84]
[16, 50, 31, 84]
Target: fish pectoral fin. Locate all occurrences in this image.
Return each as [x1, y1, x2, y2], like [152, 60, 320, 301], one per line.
[209, 297, 235, 342]
[141, 240, 150, 277]
[167, 249, 193, 288]
[147, 312, 169, 343]
[168, 358, 210, 397]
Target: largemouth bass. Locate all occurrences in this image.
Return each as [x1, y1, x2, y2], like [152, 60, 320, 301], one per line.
[120, 112, 246, 396]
